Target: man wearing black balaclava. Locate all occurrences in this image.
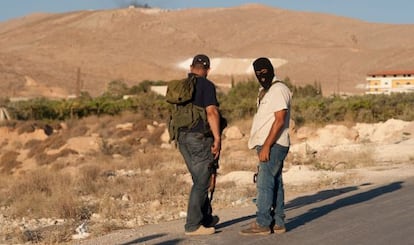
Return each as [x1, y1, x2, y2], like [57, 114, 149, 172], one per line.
[253, 57, 275, 90]
[241, 57, 292, 235]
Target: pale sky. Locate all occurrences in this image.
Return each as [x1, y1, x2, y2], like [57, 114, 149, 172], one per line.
[0, 0, 413, 24]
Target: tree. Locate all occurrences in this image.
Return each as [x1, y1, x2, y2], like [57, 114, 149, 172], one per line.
[104, 80, 129, 98]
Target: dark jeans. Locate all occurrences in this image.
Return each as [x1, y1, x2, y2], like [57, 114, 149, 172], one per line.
[255, 144, 289, 227]
[178, 131, 215, 232]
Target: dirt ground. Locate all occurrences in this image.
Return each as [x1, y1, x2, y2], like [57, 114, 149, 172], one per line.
[73, 161, 414, 245]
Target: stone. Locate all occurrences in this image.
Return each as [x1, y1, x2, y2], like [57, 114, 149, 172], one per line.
[224, 126, 244, 140]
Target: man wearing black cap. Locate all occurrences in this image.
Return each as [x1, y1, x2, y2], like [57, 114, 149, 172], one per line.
[240, 57, 291, 235]
[178, 54, 221, 236]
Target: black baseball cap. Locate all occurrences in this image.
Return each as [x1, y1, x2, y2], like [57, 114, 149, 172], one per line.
[191, 54, 210, 69]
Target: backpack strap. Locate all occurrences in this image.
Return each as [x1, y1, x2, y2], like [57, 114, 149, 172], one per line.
[258, 80, 279, 105]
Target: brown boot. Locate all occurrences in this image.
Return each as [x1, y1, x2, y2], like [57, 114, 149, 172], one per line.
[185, 225, 215, 236]
[239, 222, 271, 236]
[273, 224, 286, 234]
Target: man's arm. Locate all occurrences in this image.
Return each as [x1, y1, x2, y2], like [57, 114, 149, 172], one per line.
[258, 109, 287, 162]
[206, 105, 221, 159]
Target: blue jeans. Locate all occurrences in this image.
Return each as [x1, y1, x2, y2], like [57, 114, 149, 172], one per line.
[255, 144, 289, 228]
[178, 132, 215, 232]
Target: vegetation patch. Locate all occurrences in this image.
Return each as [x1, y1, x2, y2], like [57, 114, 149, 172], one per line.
[0, 151, 22, 174]
[3, 79, 413, 126]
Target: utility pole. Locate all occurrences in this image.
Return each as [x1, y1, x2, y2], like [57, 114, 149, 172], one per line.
[76, 67, 83, 97]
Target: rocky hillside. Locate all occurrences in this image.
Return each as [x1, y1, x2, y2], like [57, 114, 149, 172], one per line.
[1, 4, 414, 98]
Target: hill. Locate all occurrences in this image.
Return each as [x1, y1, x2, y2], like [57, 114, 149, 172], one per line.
[1, 4, 414, 98]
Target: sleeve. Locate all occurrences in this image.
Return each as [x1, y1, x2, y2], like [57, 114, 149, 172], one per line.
[270, 87, 289, 112]
[201, 81, 219, 107]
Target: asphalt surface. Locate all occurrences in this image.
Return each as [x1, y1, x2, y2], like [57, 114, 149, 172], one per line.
[75, 177, 414, 245]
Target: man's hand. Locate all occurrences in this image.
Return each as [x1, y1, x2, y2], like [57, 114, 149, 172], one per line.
[211, 138, 221, 159]
[258, 144, 270, 162]
[206, 105, 221, 159]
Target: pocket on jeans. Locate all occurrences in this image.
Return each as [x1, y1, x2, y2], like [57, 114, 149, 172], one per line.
[193, 132, 205, 140]
[188, 139, 213, 165]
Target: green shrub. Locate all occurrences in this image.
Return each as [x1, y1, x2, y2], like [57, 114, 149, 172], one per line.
[219, 80, 259, 122]
[5, 79, 414, 126]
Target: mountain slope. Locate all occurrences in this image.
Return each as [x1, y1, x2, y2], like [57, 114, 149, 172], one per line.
[0, 4, 413, 97]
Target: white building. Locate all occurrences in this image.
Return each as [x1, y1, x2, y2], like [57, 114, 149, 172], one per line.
[366, 70, 414, 94]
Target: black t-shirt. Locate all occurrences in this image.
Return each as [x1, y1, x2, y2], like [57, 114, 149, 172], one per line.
[188, 73, 219, 133]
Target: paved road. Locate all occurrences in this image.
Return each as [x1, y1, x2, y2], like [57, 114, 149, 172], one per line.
[76, 177, 414, 245]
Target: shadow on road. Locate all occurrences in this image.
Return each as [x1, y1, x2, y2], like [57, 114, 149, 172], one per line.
[154, 239, 183, 245]
[286, 181, 403, 231]
[216, 214, 256, 229]
[285, 185, 363, 211]
[217, 184, 365, 230]
[120, 233, 168, 245]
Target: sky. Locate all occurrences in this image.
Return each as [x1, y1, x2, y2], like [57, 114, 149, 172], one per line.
[0, 0, 413, 24]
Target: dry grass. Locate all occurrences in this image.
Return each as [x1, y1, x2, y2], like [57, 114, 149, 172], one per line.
[0, 145, 189, 224]
[0, 151, 22, 174]
[18, 223, 74, 244]
[314, 147, 375, 170]
[16, 121, 36, 134]
[35, 149, 79, 166]
[220, 156, 256, 173]
[76, 164, 102, 195]
[0, 173, 12, 204]
[14, 121, 60, 135]
[26, 134, 69, 158]
[0, 139, 8, 149]
[71, 150, 189, 224]
[7, 170, 78, 218]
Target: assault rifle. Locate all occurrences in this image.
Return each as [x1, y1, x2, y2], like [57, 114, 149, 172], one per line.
[208, 113, 226, 202]
[208, 159, 219, 203]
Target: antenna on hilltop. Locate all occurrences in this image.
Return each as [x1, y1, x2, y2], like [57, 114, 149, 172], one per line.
[115, 0, 151, 8]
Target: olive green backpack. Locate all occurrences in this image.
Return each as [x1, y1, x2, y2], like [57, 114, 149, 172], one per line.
[166, 75, 206, 142]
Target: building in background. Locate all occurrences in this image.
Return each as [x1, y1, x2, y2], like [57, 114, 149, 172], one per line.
[366, 70, 414, 94]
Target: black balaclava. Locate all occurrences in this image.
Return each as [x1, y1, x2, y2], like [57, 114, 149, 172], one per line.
[253, 57, 275, 90]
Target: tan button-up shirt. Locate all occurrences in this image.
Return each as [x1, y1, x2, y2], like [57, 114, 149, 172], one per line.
[248, 82, 291, 149]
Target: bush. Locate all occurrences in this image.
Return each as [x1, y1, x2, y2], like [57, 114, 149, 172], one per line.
[219, 80, 259, 122]
[292, 93, 414, 125]
[5, 79, 414, 126]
